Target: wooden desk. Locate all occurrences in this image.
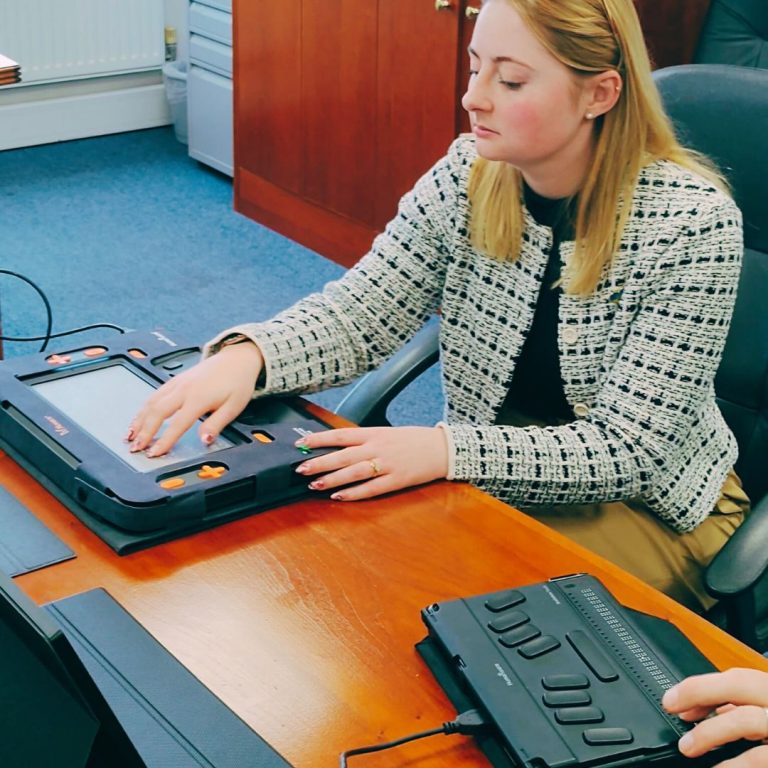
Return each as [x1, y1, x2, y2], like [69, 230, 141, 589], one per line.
[2, 404, 767, 767]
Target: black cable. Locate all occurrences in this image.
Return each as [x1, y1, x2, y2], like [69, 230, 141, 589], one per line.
[0, 269, 127, 351]
[339, 708, 490, 767]
[0, 269, 53, 352]
[0, 322, 128, 343]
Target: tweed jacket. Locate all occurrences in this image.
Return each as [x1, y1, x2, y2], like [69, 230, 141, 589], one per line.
[207, 136, 743, 533]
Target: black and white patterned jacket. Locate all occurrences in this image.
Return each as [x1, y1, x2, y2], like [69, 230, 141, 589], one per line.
[208, 136, 743, 533]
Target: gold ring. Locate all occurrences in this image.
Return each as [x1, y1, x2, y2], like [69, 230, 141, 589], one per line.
[369, 460, 381, 477]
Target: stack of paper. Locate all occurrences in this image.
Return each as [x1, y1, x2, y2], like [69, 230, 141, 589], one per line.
[0, 53, 21, 85]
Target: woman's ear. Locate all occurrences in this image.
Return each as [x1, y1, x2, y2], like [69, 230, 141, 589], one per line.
[583, 70, 622, 120]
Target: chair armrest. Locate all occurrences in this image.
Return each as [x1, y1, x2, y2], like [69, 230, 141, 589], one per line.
[334, 320, 440, 427]
[705, 493, 768, 598]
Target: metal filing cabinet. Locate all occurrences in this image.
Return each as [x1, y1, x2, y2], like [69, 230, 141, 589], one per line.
[187, 0, 233, 176]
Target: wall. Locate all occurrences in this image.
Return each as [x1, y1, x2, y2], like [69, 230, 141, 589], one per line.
[0, 1, 189, 151]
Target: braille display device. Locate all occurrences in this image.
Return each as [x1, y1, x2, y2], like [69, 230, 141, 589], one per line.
[419, 573, 743, 768]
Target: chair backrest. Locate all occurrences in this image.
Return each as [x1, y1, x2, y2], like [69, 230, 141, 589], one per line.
[695, 0, 768, 69]
[653, 64, 768, 503]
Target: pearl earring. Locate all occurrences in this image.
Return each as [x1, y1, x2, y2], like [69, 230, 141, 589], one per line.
[586, 112, 595, 120]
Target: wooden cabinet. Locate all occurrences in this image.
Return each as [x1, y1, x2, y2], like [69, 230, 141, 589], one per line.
[232, 0, 711, 269]
[233, 0, 477, 268]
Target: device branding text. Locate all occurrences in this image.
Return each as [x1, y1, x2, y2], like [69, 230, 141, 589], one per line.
[44, 415, 69, 437]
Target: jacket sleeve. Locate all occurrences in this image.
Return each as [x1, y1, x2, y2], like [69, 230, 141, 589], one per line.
[204, 142, 466, 395]
[442, 196, 743, 515]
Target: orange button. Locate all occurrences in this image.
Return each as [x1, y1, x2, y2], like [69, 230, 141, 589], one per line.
[252, 431, 274, 444]
[83, 347, 107, 357]
[46, 354, 71, 365]
[198, 465, 227, 480]
[128, 348, 147, 359]
[160, 477, 186, 490]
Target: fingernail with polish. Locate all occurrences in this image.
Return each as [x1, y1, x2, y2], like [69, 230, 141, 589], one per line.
[125, 428, 134, 442]
[330, 492, 344, 501]
[309, 480, 324, 490]
[202, 433, 215, 446]
[295, 463, 309, 474]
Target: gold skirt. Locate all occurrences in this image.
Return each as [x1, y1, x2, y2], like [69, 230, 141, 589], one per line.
[525, 470, 749, 612]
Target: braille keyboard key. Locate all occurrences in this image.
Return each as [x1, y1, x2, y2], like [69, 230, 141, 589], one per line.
[518, 636, 561, 659]
[488, 610, 529, 633]
[555, 706, 604, 725]
[541, 673, 590, 690]
[542, 689, 592, 708]
[485, 590, 526, 612]
[566, 630, 619, 682]
[499, 624, 540, 648]
[583, 728, 634, 746]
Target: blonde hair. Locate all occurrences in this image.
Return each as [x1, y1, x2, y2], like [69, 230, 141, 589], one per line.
[469, 0, 727, 295]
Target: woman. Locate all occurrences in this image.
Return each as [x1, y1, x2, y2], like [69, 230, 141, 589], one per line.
[664, 668, 768, 765]
[129, 0, 747, 610]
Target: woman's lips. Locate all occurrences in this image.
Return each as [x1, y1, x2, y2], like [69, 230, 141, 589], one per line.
[473, 124, 499, 138]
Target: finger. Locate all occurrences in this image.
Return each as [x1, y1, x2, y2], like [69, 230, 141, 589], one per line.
[715, 744, 768, 768]
[144, 403, 207, 457]
[306, 459, 384, 492]
[296, 427, 365, 449]
[127, 380, 178, 441]
[664, 669, 768, 713]
[678, 706, 718, 722]
[130, 393, 183, 452]
[294, 446, 368, 478]
[197, 393, 252, 444]
[329, 476, 393, 501]
[678, 706, 768, 758]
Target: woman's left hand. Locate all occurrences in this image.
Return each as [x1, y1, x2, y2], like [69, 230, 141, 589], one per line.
[662, 668, 768, 766]
[294, 426, 449, 500]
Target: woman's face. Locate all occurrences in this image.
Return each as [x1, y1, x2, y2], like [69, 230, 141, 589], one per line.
[462, 0, 596, 189]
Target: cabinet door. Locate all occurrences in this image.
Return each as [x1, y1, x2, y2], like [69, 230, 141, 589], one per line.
[234, 0, 467, 266]
[375, 0, 463, 227]
[235, 0, 302, 195]
[302, 1, 379, 226]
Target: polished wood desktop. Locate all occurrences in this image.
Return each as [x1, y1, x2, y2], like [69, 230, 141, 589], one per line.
[3, 402, 767, 767]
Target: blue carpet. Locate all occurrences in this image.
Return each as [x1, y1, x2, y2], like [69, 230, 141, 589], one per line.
[0, 127, 443, 424]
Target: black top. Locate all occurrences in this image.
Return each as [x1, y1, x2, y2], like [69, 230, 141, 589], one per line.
[497, 184, 575, 425]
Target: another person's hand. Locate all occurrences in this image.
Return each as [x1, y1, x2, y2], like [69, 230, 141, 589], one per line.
[294, 426, 449, 500]
[662, 668, 768, 766]
[127, 341, 264, 456]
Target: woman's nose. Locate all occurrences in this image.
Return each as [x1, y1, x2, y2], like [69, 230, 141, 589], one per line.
[462, 75, 492, 114]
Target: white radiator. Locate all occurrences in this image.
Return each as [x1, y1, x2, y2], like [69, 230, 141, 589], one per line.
[0, 0, 164, 85]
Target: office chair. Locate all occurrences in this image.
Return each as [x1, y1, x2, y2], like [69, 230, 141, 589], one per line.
[335, 64, 768, 651]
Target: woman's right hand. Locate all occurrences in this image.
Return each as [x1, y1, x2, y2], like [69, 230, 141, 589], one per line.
[127, 340, 264, 457]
